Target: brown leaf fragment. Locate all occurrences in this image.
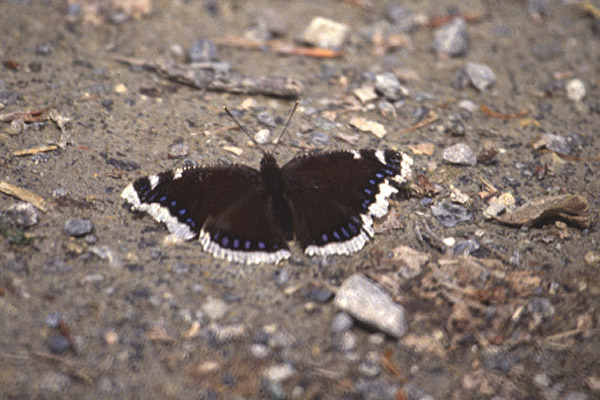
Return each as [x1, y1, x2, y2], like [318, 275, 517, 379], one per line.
[533, 163, 547, 180]
[411, 174, 437, 198]
[494, 194, 589, 228]
[480, 104, 528, 120]
[476, 148, 497, 164]
[117, 56, 304, 98]
[381, 348, 404, 379]
[2, 60, 20, 70]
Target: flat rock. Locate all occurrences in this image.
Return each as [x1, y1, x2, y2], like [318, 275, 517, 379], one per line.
[299, 16, 349, 49]
[433, 18, 469, 57]
[334, 273, 406, 338]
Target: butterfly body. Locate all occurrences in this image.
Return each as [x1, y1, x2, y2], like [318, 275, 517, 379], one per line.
[122, 149, 412, 264]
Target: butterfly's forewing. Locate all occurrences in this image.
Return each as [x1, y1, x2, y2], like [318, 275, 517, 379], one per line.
[122, 164, 291, 263]
[282, 150, 412, 256]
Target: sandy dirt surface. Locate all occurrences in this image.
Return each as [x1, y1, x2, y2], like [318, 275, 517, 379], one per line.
[1, 0, 599, 399]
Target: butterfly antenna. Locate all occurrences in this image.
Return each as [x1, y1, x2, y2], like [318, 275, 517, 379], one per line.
[272, 100, 300, 154]
[223, 106, 264, 153]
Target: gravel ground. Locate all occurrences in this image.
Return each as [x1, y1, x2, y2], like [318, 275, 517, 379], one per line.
[1, 1, 599, 399]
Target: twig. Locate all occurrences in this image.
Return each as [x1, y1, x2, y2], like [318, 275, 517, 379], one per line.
[402, 110, 439, 133]
[480, 104, 529, 120]
[32, 351, 94, 384]
[0, 181, 47, 212]
[212, 35, 344, 59]
[12, 145, 58, 157]
[117, 56, 304, 98]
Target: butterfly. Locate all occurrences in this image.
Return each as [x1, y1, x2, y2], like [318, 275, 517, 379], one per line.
[121, 104, 413, 264]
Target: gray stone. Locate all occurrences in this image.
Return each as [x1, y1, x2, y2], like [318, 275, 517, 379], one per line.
[39, 372, 70, 392]
[334, 274, 406, 338]
[299, 16, 349, 49]
[358, 351, 381, 377]
[339, 331, 357, 351]
[202, 297, 229, 320]
[263, 363, 296, 383]
[465, 62, 496, 92]
[331, 311, 353, 333]
[433, 18, 469, 57]
[443, 143, 477, 166]
[375, 72, 409, 100]
[3, 202, 38, 227]
[168, 142, 189, 159]
[386, 4, 420, 32]
[310, 131, 331, 146]
[541, 133, 570, 155]
[431, 202, 473, 228]
[527, 297, 555, 319]
[64, 218, 93, 237]
[250, 343, 270, 359]
[273, 269, 290, 286]
[566, 79, 586, 102]
[47, 335, 70, 354]
[188, 39, 218, 62]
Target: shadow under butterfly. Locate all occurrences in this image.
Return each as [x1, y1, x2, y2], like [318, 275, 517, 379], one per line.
[121, 102, 413, 264]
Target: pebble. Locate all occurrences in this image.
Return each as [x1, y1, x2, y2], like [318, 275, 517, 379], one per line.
[349, 116, 387, 138]
[526, 297, 555, 319]
[167, 142, 189, 159]
[201, 297, 229, 320]
[566, 79, 586, 102]
[254, 128, 270, 145]
[331, 311, 353, 333]
[3, 202, 38, 228]
[45, 312, 61, 328]
[64, 219, 93, 237]
[299, 16, 349, 49]
[257, 112, 277, 128]
[250, 343, 270, 359]
[39, 372, 70, 393]
[263, 363, 296, 383]
[354, 85, 378, 103]
[433, 18, 469, 57]
[452, 239, 480, 256]
[375, 72, 409, 100]
[533, 372, 551, 388]
[584, 251, 600, 267]
[358, 351, 381, 377]
[537, 133, 570, 155]
[356, 378, 398, 400]
[47, 334, 71, 354]
[442, 143, 477, 166]
[273, 269, 290, 286]
[392, 245, 429, 280]
[459, 99, 478, 113]
[36, 41, 54, 55]
[187, 39, 218, 62]
[483, 193, 515, 219]
[431, 201, 473, 228]
[386, 4, 420, 32]
[339, 331, 357, 351]
[377, 100, 397, 118]
[465, 62, 496, 92]
[310, 131, 331, 146]
[334, 273, 406, 338]
[307, 287, 334, 303]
